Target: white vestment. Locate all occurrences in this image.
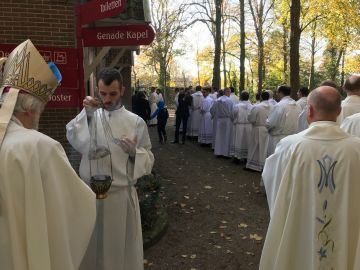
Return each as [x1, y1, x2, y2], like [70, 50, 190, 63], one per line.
[268, 98, 277, 106]
[66, 107, 154, 270]
[174, 92, 179, 109]
[340, 112, 360, 137]
[266, 96, 302, 156]
[157, 92, 164, 103]
[189, 91, 204, 137]
[148, 91, 158, 125]
[298, 105, 309, 132]
[211, 96, 234, 156]
[296, 96, 307, 110]
[0, 118, 96, 270]
[246, 101, 272, 171]
[198, 95, 214, 144]
[337, 95, 360, 123]
[230, 100, 253, 159]
[230, 93, 239, 105]
[210, 92, 218, 101]
[260, 121, 360, 270]
[210, 99, 218, 149]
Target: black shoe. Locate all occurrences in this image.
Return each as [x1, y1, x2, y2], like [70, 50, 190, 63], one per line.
[181, 141, 185, 144]
[171, 140, 179, 144]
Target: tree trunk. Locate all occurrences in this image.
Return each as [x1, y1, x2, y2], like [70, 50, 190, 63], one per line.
[239, 0, 245, 93]
[257, 35, 264, 93]
[341, 49, 346, 87]
[212, 0, 222, 90]
[222, 24, 227, 87]
[331, 48, 343, 81]
[282, 22, 288, 83]
[196, 46, 201, 85]
[308, 21, 317, 90]
[290, 0, 301, 98]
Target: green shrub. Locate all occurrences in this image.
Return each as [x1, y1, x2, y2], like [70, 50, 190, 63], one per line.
[136, 172, 161, 231]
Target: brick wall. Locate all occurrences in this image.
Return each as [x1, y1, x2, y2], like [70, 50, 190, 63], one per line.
[0, 0, 82, 170]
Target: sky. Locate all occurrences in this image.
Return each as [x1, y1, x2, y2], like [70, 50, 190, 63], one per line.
[174, 22, 213, 78]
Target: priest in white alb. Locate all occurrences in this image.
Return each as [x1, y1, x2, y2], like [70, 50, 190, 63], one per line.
[337, 75, 360, 123]
[198, 87, 214, 144]
[296, 86, 309, 110]
[265, 89, 277, 106]
[266, 85, 302, 156]
[0, 40, 96, 270]
[148, 87, 158, 125]
[66, 68, 154, 270]
[230, 91, 253, 160]
[229, 86, 239, 105]
[260, 86, 360, 270]
[246, 91, 272, 171]
[211, 88, 234, 157]
[340, 112, 360, 137]
[189, 85, 204, 138]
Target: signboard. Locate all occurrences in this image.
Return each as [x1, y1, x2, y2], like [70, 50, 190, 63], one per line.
[82, 24, 155, 47]
[76, 0, 126, 25]
[0, 44, 80, 108]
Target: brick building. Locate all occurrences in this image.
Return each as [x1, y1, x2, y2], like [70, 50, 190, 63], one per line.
[0, 0, 151, 169]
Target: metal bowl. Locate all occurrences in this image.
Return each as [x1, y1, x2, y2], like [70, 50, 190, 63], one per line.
[89, 175, 112, 199]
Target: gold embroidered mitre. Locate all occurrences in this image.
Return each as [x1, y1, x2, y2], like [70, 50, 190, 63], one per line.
[1, 39, 59, 102]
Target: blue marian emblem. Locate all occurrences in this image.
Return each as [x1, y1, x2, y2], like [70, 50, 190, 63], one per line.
[317, 155, 337, 193]
[316, 155, 337, 263]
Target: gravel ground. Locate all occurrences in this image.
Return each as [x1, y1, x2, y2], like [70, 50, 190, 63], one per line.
[143, 112, 269, 270]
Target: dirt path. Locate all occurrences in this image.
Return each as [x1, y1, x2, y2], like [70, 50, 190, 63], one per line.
[144, 113, 269, 270]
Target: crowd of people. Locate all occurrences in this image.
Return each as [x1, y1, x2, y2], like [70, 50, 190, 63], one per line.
[138, 76, 360, 269]
[156, 84, 308, 174]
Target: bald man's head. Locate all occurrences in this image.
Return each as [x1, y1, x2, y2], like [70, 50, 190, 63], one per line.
[307, 86, 341, 123]
[343, 75, 360, 94]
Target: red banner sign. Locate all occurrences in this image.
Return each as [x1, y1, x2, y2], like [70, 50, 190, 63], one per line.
[76, 0, 126, 25]
[82, 24, 155, 47]
[0, 44, 80, 108]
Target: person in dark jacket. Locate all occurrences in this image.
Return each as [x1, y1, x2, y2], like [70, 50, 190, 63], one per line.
[172, 89, 192, 144]
[133, 91, 151, 123]
[150, 100, 169, 143]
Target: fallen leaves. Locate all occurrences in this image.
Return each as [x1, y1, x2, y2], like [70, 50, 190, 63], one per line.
[249, 233, 263, 241]
[204, 185, 213, 189]
[238, 223, 248, 228]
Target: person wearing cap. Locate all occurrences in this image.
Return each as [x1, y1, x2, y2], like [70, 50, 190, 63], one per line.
[66, 67, 154, 270]
[0, 40, 96, 270]
[150, 100, 169, 143]
[260, 86, 360, 269]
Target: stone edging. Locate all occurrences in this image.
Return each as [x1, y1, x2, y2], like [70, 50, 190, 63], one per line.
[143, 209, 169, 249]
